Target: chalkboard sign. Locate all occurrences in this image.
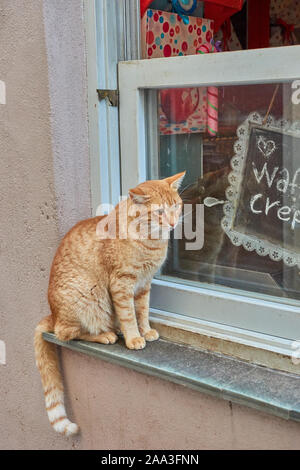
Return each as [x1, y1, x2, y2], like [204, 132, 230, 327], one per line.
[222, 112, 300, 268]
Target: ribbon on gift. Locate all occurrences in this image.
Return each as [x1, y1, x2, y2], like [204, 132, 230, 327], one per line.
[221, 19, 231, 51]
[197, 41, 221, 136]
[276, 17, 295, 44]
[172, 0, 197, 24]
[140, 0, 153, 18]
[172, 0, 198, 15]
[203, 0, 243, 32]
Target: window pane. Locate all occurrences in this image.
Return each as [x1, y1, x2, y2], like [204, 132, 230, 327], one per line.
[146, 82, 300, 302]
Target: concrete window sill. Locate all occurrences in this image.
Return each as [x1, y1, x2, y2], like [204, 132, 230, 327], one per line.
[43, 332, 300, 423]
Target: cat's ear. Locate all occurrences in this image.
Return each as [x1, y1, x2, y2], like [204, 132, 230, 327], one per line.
[129, 187, 150, 204]
[165, 171, 186, 192]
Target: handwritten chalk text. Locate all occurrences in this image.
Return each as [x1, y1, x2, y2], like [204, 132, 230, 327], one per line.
[292, 80, 300, 105]
[250, 161, 300, 229]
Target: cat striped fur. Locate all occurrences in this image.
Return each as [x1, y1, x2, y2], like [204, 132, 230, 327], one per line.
[34, 173, 185, 436]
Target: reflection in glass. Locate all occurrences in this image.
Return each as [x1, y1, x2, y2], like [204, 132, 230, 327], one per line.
[146, 82, 300, 301]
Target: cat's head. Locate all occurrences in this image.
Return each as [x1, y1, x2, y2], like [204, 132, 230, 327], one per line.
[128, 172, 186, 238]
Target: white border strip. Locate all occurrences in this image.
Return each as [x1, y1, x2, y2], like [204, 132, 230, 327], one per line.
[0, 340, 6, 365]
[150, 278, 300, 340]
[150, 308, 294, 357]
[0, 80, 6, 105]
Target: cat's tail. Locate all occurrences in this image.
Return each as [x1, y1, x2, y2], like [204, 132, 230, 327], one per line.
[34, 315, 79, 436]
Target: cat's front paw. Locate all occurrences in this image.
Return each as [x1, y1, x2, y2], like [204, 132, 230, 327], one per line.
[144, 329, 159, 342]
[126, 336, 146, 350]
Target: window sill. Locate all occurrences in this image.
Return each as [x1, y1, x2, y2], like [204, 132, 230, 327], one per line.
[150, 311, 299, 374]
[43, 332, 300, 423]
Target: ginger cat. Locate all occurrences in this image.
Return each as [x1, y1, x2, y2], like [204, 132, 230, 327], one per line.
[34, 172, 185, 436]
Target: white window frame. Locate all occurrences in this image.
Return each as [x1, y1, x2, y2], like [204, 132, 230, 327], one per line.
[118, 47, 300, 355]
[84, 0, 141, 212]
[86, 0, 300, 356]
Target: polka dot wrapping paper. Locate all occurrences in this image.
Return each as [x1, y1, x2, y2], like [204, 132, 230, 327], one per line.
[270, 0, 300, 46]
[141, 9, 214, 135]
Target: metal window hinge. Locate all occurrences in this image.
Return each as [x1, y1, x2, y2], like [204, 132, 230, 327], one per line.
[97, 89, 119, 107]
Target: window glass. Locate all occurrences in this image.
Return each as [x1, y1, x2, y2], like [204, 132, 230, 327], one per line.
[146, 82, 300, 301]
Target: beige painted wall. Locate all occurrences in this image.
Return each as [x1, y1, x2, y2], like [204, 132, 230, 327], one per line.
[0, 0, 299, 450]
[61, 350, 300, 450]
[0, 0, 90, 450]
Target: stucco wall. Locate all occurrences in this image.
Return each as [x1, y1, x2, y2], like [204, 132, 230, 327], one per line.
[0, 0, 299, 450]
[0, 0, 90, 450]
[61, 350, 300, 450]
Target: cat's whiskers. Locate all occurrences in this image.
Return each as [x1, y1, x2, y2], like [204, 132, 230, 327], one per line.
[177, 209, 194, 224]
[179, 182, 195, 196]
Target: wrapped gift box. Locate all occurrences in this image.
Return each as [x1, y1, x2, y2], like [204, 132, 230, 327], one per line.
[141, 9, 214, 59]
[141, 9, 214, 135]
[270, 0, 300, 46]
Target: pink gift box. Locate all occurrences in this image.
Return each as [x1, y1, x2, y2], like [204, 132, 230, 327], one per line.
[141, 10, 214, 135]
[141, 10, 214, 59]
